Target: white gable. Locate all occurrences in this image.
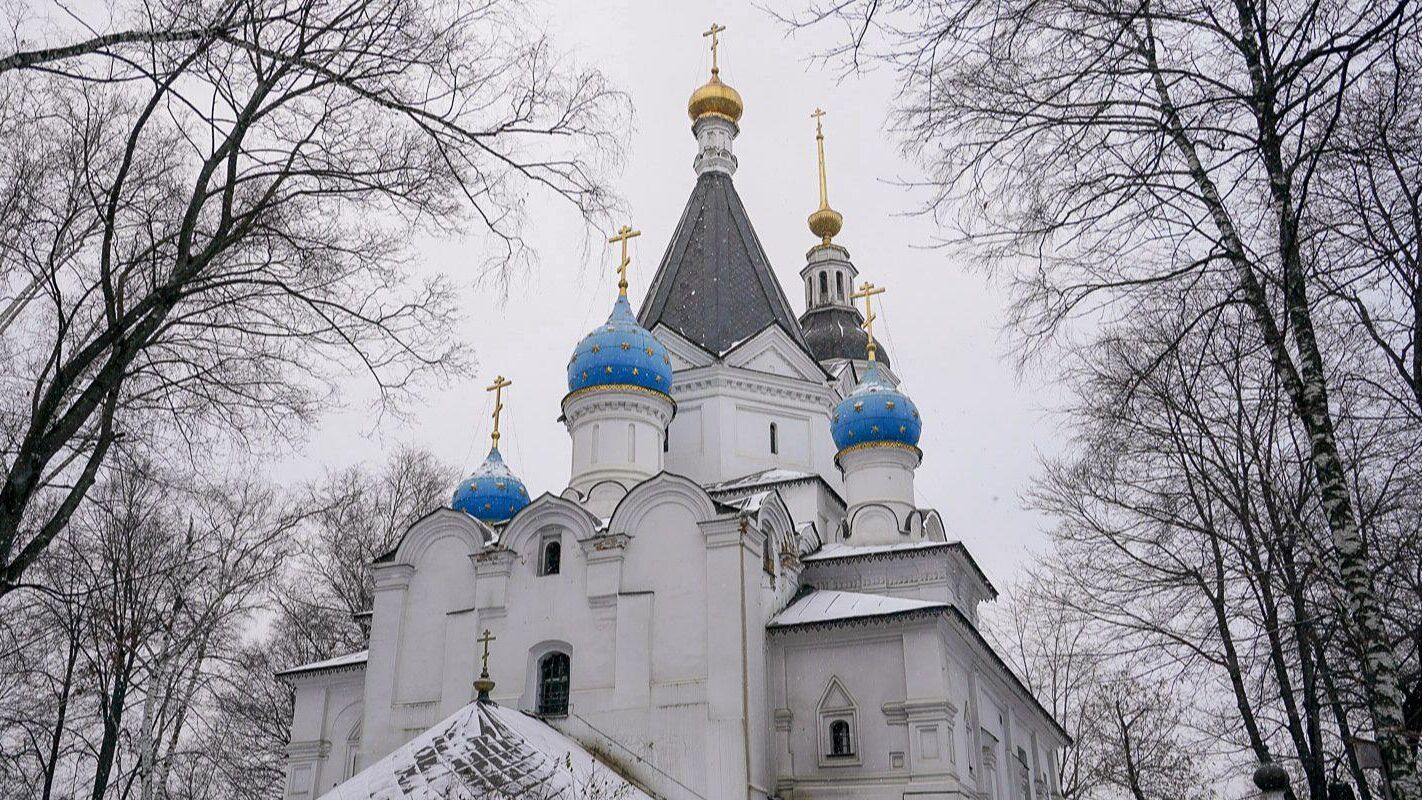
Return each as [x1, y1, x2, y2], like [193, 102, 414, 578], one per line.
[651, 323, 714, 370]
[722, 324, 826, 383]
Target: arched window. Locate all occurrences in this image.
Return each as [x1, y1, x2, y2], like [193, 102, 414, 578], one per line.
[762, 529, 776, 577]
[830, 720, 853, 757]
[541, 539, 561, 576]
[663, 428, 669, 453]
[769, 422, 779, 454]
[818, 271, 828, 302]
[836, 271, 845, 300]
[537, 652, 570, 715]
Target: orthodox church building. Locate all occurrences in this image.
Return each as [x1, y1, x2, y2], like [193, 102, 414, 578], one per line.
[279, 27, 1068, 800]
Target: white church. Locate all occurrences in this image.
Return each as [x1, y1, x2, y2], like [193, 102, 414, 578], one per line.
[278, 27, 1069, 800]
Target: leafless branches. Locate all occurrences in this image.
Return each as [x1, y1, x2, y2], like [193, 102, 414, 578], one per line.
[779, 0, 1422, 794]
[0, 0, 627, 596]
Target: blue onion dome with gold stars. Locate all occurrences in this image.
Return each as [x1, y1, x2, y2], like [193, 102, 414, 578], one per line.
[451, 447, 530, 523]
[566, 294, 674, 398]
[831, 362, 922, 453]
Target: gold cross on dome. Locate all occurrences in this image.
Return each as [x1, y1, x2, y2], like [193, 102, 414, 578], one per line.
[486, 375, 511, 447]
[851, 282, 887, 362]
[811, 107, 826, 136]
[476, 629, 496, 674]
[607, 225, 642, 296]
[703, 22, 726, 75]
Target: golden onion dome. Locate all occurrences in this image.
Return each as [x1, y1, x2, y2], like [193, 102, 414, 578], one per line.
[688, 74, 744, 123]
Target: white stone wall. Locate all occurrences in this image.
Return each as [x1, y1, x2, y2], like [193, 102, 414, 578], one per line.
[562, 388, 674, 511]
[663, 358, 840, 489]
[283, 668, 365, 798]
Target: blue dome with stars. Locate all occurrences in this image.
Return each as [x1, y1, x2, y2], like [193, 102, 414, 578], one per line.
[451, 447, 530, 523]
[831, 362, 922, 453]
[567, 294, 674, 397]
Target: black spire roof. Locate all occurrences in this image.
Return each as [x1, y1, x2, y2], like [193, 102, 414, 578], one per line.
[799, 305, 892, 368]
[639, 172, 812, 357]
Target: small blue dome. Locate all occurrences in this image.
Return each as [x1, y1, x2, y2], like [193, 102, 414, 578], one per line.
[567, 295, 674, 397]
[451, 447, 530, 523]
[831, 362, 922, 452]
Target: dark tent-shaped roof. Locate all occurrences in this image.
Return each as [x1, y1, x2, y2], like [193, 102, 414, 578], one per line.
[799, 305, 891, 368]
[639, 171, 812, 357]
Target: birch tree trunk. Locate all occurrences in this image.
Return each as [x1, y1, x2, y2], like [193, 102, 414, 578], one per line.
[780, 0, 1422, 791]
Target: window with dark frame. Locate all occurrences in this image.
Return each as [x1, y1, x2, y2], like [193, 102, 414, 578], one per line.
[770, 422, 778, 454]
[541, 539, 561, 576]
[829, 719, 853, 757]
[537, 652, 570, 715]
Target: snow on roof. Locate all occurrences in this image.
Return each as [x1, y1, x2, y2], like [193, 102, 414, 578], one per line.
[800, 540, 957, 562]
[321, 701, 652, 800]
[768, 589, 948, 628]
[703, 468, 818, 494]
[275, 650, 369, 678]
[734, 491, 770, 514]
[801, 540, 1001, 599]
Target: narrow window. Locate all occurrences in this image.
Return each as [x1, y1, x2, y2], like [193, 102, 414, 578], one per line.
[663, 429, 669, 453]
[836, 271, 845, 300]
[763, 530, 775, 576]
[541, 539, 561, 576]
[769, 422, 779, 454]
[537, 652, 571, 715]
[830, 720, 853, 756]
[591, 423, 600, 462]
[818, 272, 828, 302]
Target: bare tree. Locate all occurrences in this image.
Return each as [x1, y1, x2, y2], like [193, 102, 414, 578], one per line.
[993, 581, 1215, 800]
[281, 444, 456, 654]
[775, 0, 1422, 793]
[0, 453, 301, 799]
[0, 0, 625, 596]
[190, 445, 453, 798]
[1011, 297, 1419, 800]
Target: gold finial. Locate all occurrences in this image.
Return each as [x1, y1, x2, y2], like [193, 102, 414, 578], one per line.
[807, 108, 843, 245]
[474, 628, 496, 701]
[607, 225, 642, 296]
[703, 22, 726, 75]
[851, 282, 886, 362]
[688, 23, 743, 123]
[486, 376, 511, 447]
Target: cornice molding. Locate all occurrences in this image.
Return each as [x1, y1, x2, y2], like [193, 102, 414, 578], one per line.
[578, 532, 630, 559]
[562, 384, 675, 416]
[284, 739, 331, 759]
[371, 563, 415, 591]
[472, 548, 516, 574]
[672, 371, 836, 408]
[882, 698, 959, 726]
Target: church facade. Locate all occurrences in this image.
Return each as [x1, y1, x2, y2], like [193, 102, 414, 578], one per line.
[279, 30, 1068, 800]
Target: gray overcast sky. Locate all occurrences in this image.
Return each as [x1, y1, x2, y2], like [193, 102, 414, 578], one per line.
[278, 0, 1064, 585]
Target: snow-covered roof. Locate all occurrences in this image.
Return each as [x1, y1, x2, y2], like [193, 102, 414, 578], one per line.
[768, 589, 948, 628]
[275, 650, 369, 678]
[800, 540, 1000, 599]
[703, 468, 846, 511]
[703, 468, 818, 493]
[801, 540, 957, 562]
[320, 701, 652, 800]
